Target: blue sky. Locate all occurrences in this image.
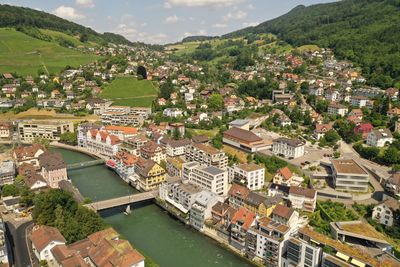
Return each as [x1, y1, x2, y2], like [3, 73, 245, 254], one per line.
[1, 0, 337, 44]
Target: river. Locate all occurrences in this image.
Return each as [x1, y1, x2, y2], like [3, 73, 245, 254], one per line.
[51, 147, 254, 267]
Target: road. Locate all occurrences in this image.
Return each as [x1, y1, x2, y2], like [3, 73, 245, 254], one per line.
[6, 221, 34, 267]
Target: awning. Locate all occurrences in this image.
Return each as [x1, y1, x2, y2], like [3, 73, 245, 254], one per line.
[350, 258, 366, 267]
[336, 252, 350, 261]
[310, 239, 320, 245]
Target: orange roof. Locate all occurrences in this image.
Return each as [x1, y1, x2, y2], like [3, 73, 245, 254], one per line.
[231, 207, 256, 230]
[105, 125, 137, 135]
[31, 226, 66, 252]
[277, 167, 292, 181]
[228, 183, 250, 199]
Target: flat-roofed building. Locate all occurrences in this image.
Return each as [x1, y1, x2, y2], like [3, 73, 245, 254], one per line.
[0, 160, 15, 185]
[223, 127, 270, 153]
[228, 163, 265, 190]
[331, 159, 369, 192]
[282, 237, 323, 267]
[188, 165, 228, 196]
[185, 143, 228, 169]
[272, 137, 305, 159]
[18, 120, 74, 142]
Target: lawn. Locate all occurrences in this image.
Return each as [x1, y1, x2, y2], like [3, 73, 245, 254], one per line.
[0, 28, 99, 76]
[111, 97, 155, 108]
[101, 77, 157, 98]
[186, 128, 219, 138]
[222, 145, 248, 164]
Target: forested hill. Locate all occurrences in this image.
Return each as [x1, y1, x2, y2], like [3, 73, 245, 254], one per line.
[0, 4, 132, 46]
[224, 0, 400, 88]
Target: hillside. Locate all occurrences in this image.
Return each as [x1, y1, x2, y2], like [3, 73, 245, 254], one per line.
[223, 0, 400, 88]
[0, 28, 98, 76]
[0, 4, 132, 46]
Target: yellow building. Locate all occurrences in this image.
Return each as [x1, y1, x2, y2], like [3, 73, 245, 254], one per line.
[135, 158, 166, 191]
[257, 195, 283, 218]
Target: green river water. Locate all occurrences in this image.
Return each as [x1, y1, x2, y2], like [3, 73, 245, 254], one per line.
[51, 147, 254, 267]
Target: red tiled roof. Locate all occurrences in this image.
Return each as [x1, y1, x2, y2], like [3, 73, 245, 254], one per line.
[228, 183, 250, 199]
[272, 204, 294, 219]
[277, 167, 292, 181]
[289, 186, 316, 199]
[231, 207, 256, 230]
[31, 226, 66, 252]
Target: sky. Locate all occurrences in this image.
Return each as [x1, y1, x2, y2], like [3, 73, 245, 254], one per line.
[0, 0, 337, 44]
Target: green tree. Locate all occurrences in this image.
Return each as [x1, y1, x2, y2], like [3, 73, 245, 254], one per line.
[59, 132, 77, 146]
[207, 94, 224, 111]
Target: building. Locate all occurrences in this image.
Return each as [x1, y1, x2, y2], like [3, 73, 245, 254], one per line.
[228, 119, 250, 130]
[314, 123, 333, 140]
[101, 106, 150, 126]
[166, 156, 185, 177]
[288, 186, 317, 212]
[272, 138, 305, 159]
[185, 143, 228, 169]
[134, 158, 166, 191]
[18, 120, 74, 142]
[0, 160, 15, 185]
[160, 138, 191, 157]
[328, 102, 348, 117]
[228, 163, 265, 190]
[246, 217, 291, 267]
[103, 125, 137, 141]
[39, 151, 68, 188]
[230, 207, 256, 251]
[111, 151, 138, 180]
[282, 237, 323, 267]
[190, 191, 222, 231]
[0, 220, 9, 265]
[30, 225, 66, 262]
[351, 95, 369, 108]
[354, 123, 373, 139]
[372, 197, 399, 227]
[140, 141, 166, 164]
[31, 226, 145, 267]
[163, 108, 183, 118]
[223, 127, 270, 153]
[187, 165, 229, 196]
[331, 159, 369, 192]
[271, 204, 299, 228]
[0, 122, 12, 139]
[228, 183, 250, 209]
[86, 129, 121, 157]
[366, 128, 393, 147]
[273, 167, 294, 186]
[77, 122, 100, 147]
[159, 178, 203, 213]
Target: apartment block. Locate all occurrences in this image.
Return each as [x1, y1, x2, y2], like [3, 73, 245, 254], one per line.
[186, 164, 229, 196]
[331, 159, 369, 192]
[228, 163, 265, 190]
[272, 138, 305, 159]
[18, 120, 74, 142]
[185, 143, 228, 169]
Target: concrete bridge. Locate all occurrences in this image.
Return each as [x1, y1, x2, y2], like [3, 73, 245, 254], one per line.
[84, 190, 158, 211]
[67, 159, 105, 171]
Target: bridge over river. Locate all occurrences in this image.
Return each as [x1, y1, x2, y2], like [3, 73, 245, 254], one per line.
[67, 159, 105, 171]
[84, 190, 158, 211]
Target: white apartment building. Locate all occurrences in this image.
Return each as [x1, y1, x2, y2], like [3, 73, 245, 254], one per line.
[186, 165, 229, 196]
[366, 128, 393, 147]
[272, 138, 305, 159]
[246, 217, 291, 267]
[327, 102, 348, 117]
[190, 191, 222, 231]
[288, 186, 317, 212]
[163, 108, 183, 118]
[331, 159, 369, 192]
[160, 138, 191, 157]
[18, 120, 74, 142]
[86, 130, 121, 157]
[101, 106, 150, 126]
[159, 179, 203, 213]
[372, 198, 399, 227]
[228, 163, 265, 190]
[282, 237, 323, 267]
[77, 122, 100, 147]
[185, 143, 228, 169]
[0, 160, 15, 186]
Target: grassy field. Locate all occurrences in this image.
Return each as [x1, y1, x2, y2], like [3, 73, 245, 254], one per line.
[0, 28, 98, 76]
[0, 108, 99, 122]
[101, 77, 158, 107]
[222, 145, 248, 164]
[187, 128, 219, 138]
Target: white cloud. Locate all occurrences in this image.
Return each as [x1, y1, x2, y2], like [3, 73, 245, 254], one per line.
[183, 29, 208, 38]
[242, 21, 258, 27]
[223, 10, 247, 21]
[246, 3, 254, 9]
[75, 0, 95, 8]
[165, 0, 243, 8]
[212, 23, 228, 28]
[53, 6, 85, 20]
[116, 23, 138, 36]
[165, 15, 183, 24]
